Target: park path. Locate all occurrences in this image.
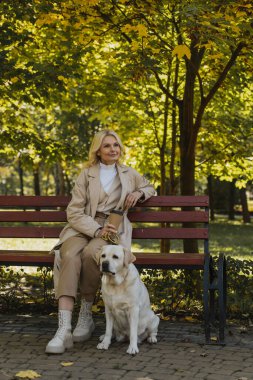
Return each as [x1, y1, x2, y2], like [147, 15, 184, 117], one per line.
[0, 314, 253, 380]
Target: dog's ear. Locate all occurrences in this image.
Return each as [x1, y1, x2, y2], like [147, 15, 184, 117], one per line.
[123, 247, 136, 267]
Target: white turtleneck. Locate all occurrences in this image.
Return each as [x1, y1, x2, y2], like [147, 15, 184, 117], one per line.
[99, 162, 117, 194]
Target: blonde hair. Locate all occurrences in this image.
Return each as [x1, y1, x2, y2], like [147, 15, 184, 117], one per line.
[85, 130, 125, 167]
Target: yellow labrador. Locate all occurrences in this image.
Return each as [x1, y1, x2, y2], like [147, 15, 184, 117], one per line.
[97, 245, 159, 355]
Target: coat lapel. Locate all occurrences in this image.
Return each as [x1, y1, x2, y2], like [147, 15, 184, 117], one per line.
[88, 164, 100, 218]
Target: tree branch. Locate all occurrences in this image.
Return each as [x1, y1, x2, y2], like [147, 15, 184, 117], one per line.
[151, 69, 181, 106]
[195, 42, 245, 131]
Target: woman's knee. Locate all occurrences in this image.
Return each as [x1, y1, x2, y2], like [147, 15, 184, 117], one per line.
[82, 239, 107, 262]
[60, 247, 82, 267]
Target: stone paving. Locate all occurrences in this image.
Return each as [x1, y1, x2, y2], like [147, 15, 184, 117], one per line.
[0, 314, 253, 380]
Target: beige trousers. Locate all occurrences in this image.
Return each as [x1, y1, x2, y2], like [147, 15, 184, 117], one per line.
[57, 217, 109, 302]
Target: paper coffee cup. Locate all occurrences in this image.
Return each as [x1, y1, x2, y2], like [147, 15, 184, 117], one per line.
[108, 209, 124, 230]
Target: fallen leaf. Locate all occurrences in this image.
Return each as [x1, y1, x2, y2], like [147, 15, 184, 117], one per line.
[61, 362, 74, 367]
[15, 370, 41, 379]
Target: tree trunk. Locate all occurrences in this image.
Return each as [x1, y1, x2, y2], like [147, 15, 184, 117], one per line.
[169, 57, 179, 196]
[54, 162, 65, 195]
[228, 180, 236, 220]
[33, 166, 41, 211]
[64, 172, 72, 195]
[179, 37, 203, 253]
[33, 167, 41, 196]
[239, 187, 251, 223]
[207, 175, 215, 221]
[160, 62, 171, 254]
[18, 158, 24, 196]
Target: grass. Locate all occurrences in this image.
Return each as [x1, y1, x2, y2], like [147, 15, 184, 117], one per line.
[0, 216, 252, 259]
[209, 218, 253, 258]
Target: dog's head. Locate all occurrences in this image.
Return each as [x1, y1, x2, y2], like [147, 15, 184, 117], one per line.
[99, 245, 136, 276]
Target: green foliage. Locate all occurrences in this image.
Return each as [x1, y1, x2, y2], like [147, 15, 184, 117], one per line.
[226, 256, 253, 317]
[1, 256, 253, 320]
[0, 266, 55, 313]
[1, 0, 253, 196]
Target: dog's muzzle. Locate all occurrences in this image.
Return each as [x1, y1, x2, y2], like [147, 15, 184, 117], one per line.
[101, 261, 115, 275]
[102, 261, 110, 272]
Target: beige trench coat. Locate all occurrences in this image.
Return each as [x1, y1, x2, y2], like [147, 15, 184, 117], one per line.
[52, 163, 156, 294]
[54, 163, 156, 251]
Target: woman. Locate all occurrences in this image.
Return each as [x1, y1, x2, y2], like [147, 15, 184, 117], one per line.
[46, 130, 156, 354]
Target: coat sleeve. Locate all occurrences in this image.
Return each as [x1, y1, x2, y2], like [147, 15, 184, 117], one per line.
[132, 169, 157, 202]
[66, 170, 102, 237]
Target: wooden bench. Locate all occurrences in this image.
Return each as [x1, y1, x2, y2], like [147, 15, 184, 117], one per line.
[0, 195, 226, 344]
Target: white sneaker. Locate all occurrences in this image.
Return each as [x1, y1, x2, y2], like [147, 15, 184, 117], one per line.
[45, 310, 73, 354]
[73, 299, 95, 342]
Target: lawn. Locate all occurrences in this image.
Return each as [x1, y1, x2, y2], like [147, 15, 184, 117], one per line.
[209, 218, 253, 258]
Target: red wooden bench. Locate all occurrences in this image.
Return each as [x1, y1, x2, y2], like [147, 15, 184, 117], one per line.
[0, 195, 226, 344]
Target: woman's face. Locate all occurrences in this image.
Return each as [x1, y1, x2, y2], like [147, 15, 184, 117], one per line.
[97, 135, 121, 165]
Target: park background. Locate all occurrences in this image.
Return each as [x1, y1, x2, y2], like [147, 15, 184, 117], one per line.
[0, 0, 253, 322]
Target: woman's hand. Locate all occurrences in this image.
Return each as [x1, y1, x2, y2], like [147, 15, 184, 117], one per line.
[96, 223, 118, 238]
[124, 191, 143, 210]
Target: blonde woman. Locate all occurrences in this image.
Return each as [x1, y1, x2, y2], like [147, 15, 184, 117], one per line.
[46, 130, 156, 354]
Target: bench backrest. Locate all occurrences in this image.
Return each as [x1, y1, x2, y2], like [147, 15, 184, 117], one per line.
[0, 195, 209, 253]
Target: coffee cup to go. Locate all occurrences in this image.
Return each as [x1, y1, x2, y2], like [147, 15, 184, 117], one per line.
[108, 209, 124, 230]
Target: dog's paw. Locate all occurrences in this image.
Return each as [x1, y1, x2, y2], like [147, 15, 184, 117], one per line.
[147, 335, 157, 344]
[126, 345, 139, 355]
[99, 334, 105, 342]
[97, 340, 110, 350]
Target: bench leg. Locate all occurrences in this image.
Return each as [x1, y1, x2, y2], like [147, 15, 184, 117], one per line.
[218, 253, 226, 344]
[203, 255, 215, 344]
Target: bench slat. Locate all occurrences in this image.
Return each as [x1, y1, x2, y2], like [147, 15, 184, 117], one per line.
[0, 211, 67, 222]
[132, 227, 208, 239]
[128, 211, 209, 223]
[0, 227, 62, 238]
[0, 195, 209, 208]
[0, 210, 209, 223]
[0, 250, 205, 268]
[0, 195, 71, 207]
[134, 253, 205, 267]
[0, 226, 208, 239]
[137, 196, 209, 207]
[0, 251, 54, 266]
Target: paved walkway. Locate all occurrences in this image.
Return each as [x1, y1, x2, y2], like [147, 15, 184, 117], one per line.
[0, 314, 253, 380]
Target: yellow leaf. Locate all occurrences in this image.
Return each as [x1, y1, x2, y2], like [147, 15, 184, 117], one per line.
[61, 362, 74, 367]
[199, 40, 215, 49]
[92, 305, 100, 312]
[184, 316, 197, 322]
[131, 41, 139, 51]
[209, 53, 224, 59]
[15, 370, 41, 379]
[121, 24, 133, 33]
[172, 44, 191, 60]
[136, 24, 148, 37]
[10, 77, 19, 83]
[86, 0, 100, 5]
[151, 47, 160, 54]
[231, 25, 241, 33]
